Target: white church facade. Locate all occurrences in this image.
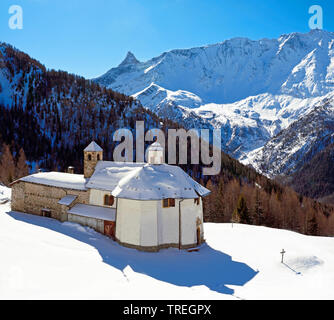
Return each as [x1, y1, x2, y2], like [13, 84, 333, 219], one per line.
[11, 141, 211, 251]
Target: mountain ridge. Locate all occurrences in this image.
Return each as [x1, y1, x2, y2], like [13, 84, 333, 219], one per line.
[94, 29, 334, 176]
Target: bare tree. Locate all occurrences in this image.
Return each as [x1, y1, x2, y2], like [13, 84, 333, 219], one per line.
[0, 144, 16, 185]
[16, 148, 29, 179]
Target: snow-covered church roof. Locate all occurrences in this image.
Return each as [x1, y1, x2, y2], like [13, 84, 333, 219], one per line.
[84, 141, 103, 152]
[86, 161, 210, 200]
[15, 172, 87, 190]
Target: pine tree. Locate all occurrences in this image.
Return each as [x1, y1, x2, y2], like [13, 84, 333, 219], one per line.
[231, 206, 241, 224]
[216, 179, 225, 214]
[203, 179, 216, 221]
[233, 195, 251, 224]
[16, 148, 29, 179]
[254, 189, 264, 225]
[307, 214, 318, 236]
[0, 144, 16, 185]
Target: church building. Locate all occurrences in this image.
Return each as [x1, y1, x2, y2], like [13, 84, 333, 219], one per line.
[10, 141, 210, 251]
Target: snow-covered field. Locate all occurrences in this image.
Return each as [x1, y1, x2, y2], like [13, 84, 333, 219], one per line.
[0, 186, 333, 300]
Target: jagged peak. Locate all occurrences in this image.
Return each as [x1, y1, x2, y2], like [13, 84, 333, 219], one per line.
[118, 51, 140, 67]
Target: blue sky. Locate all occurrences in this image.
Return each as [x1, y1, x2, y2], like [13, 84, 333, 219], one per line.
[1, 0, 333, 78]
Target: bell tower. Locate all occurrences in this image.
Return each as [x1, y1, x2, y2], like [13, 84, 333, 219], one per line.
[84, 141, 103, 178]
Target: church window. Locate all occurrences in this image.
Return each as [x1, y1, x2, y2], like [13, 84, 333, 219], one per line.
[104, 194, 114, 206]
[162, 198, 175, 208]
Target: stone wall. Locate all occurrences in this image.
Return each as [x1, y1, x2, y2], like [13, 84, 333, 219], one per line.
[11, 182, 25, 212]
[11, 181, 89, 221]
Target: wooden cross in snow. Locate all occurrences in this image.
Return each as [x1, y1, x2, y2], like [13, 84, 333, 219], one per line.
[280, 249, 286, 263]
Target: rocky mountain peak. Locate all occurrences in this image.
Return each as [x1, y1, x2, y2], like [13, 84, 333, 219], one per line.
[118, 51, 140, 67]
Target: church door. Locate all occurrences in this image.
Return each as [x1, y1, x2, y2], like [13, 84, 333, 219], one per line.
[104, 221, 116, 240]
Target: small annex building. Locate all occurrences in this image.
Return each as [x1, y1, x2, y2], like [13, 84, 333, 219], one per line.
[11, 141, 211, 251]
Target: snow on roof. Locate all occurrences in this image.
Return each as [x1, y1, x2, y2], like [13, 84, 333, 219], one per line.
[86, 161, 145, 191]
[84, 141, 103, 152]
[68, 204, 116, 221]
[87, 161, 210, 200]
[17, 172, 87, 191]
[58, 195, 77, 206]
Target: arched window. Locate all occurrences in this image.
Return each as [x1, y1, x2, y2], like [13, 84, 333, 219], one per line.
[88, 154, 92, 161]
[104, 194, 114, 206]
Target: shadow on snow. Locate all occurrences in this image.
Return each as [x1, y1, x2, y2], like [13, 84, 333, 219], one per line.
[8, 210, 258, 295]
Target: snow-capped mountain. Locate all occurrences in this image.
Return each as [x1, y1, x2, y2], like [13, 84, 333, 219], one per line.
[247, 96, 334, 177]
[95, 29, 334, 174]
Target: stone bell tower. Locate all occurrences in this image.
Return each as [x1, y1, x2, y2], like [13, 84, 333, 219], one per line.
[84, 141, 103, 178]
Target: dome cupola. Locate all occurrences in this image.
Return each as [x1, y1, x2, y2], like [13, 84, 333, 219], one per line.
[146, 142, 164, 165]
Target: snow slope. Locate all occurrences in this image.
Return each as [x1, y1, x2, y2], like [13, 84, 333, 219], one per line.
[95, 29, 334, 169]
[1, 186, 333, 300]
[207, 223, 333, 300]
